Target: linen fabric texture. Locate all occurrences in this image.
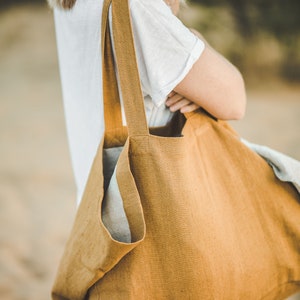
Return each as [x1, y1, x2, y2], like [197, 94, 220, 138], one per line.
[242, 139, 300, 193]
[52, 0, 300, 299]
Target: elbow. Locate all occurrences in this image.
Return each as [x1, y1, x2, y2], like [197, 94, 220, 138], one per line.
[233, 104, 246, 120]
[230, 97, 246, 121]
[230, 106, 246, 120]
[213, 73, 246, 121]
[228, 71, 247, 120]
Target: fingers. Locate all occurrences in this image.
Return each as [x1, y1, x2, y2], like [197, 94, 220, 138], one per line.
[180, 102, 199, 113]
[165, 93, 184, 107]
[165, 92, 200, 113]
[167, 91, 176, 98]
[167, 98, 191, 112]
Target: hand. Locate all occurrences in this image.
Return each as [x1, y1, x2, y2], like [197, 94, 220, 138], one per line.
[165, 91, 200, 113]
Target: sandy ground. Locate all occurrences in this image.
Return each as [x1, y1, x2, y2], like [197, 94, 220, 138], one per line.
[0, 4, 299, 300]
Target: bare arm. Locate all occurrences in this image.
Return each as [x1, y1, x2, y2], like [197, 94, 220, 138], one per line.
[167, 29, 247, 120]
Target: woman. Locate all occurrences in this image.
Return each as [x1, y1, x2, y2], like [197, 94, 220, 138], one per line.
[51, 0, 246, 205]
[50, 1, 300, 299]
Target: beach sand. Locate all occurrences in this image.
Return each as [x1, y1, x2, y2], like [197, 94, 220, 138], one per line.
[0, 4, 299, 300]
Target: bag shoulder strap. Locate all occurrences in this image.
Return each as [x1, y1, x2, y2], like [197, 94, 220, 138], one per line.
[102, 0, 149, 137]
[101, 0, 123, 134]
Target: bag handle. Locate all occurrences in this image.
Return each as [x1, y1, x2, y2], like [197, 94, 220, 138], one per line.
[101, 0, 124, 135]
[102, 0, 149, 137]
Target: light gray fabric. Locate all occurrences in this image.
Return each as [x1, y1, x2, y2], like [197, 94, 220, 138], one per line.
[102, 147, 131, 243]
[242, 139, 300, 193]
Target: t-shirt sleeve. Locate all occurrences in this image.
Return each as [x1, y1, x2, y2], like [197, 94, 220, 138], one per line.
[129, 0, 205, 107]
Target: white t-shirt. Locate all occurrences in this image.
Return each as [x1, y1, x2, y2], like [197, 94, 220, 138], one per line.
[54, 0, 205, 204]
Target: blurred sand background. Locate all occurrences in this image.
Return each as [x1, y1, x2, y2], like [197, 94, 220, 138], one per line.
[0, 2, 299, 300]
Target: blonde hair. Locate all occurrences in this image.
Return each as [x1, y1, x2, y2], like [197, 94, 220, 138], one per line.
[47, 0, 76, 9]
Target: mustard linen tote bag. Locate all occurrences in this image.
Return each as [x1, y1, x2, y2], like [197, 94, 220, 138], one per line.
[52, 0, 300, 299]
